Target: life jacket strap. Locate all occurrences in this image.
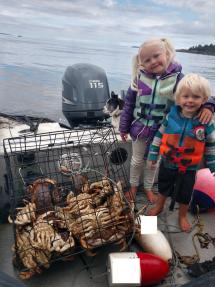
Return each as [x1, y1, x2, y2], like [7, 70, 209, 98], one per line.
[166, 143, 195, 154]
[169, 156, 192, 172]
[178, 166, 187, 173]
[140, 103, 166, 109]
[137, 112, 163, 122]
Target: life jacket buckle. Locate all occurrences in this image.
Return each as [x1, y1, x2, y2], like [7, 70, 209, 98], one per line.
[176, 147, 186, 153]
[179, 166, 187, 173]
[171, 156, 180, 164]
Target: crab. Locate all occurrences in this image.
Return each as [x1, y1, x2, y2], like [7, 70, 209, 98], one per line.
[14, 225, 51, 279]
[12, 207, 76, 279]
[8, 202, 36, 225]
[81, 177, 112, 194]
[10, 176, 134, 276]
[69, 212, 98, 238]
[30, 212, 75, 253]
[27, 178, 62, 212]
[65, 192, 94, 216]
[79, 221, 130, 253]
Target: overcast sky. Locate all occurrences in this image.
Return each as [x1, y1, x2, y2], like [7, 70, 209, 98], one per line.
[0, 0, 215, 48]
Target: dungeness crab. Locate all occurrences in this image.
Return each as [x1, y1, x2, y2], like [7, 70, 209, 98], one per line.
[27, 178, 62, 213]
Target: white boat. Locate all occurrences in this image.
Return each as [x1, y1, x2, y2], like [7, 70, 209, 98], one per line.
[0, 63, 215, 287]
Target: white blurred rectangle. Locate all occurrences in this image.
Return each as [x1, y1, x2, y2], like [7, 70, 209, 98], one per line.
[108, 253, 141, 286]
[140, 215, 157, 234]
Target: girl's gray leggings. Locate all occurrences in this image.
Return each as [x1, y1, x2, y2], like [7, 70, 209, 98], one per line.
[130, 138, 158, 190]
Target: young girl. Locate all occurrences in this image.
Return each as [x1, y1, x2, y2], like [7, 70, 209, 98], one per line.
[119, 38, 214, 203]
[147, 74, 215, 232]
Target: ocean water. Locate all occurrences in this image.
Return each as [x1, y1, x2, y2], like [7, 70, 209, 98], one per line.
[1, 34, 215, 124]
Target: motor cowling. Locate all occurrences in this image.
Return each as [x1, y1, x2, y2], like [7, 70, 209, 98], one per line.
[62, 63, 110, 127]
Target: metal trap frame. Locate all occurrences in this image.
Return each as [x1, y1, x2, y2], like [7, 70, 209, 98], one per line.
[3, 126, 135, 278]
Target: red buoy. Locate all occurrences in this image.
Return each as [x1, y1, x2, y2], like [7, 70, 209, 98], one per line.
[136, 252, 169, 286]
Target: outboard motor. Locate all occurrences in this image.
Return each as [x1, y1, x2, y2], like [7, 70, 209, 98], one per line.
[62, 63, 110, 127]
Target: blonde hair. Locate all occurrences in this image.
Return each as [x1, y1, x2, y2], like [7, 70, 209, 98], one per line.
[131, 38, 176, 87]
[175, 73, 211, 102]
[131, 54, 139, 89]
[138, 38, 175, 68]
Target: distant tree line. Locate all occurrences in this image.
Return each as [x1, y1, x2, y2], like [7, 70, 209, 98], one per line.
[188, 44, 215, 54]
[177, 43, 215, 56]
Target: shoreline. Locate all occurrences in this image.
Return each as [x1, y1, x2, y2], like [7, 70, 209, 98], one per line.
[176, 49, 215, 56]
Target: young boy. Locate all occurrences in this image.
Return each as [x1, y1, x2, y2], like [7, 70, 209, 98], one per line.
[147, 73, 215, 232]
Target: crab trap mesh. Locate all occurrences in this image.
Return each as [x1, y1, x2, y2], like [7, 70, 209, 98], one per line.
[3, 126, 135, 278]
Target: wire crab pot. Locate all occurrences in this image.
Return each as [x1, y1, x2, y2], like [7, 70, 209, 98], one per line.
[3, 126, 135, 279]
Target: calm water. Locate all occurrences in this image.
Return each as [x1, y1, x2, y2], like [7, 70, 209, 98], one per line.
[1, 34, 215, 124]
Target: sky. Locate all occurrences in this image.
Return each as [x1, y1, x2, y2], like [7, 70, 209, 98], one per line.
[0, 0, 215, 49]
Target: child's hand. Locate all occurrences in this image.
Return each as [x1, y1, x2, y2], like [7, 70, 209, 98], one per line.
[120, 133, 128, 142]
[197, 107, 213, 124]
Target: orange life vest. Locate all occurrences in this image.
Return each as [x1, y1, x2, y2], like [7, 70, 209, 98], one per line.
[160, 133, 205, 172]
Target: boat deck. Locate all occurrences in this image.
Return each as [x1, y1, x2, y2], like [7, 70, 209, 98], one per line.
[0, 190, 214, 287]
[0, 117, 214, 286]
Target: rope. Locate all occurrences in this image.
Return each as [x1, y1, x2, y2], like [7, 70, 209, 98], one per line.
[176, 206, 215, 266]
